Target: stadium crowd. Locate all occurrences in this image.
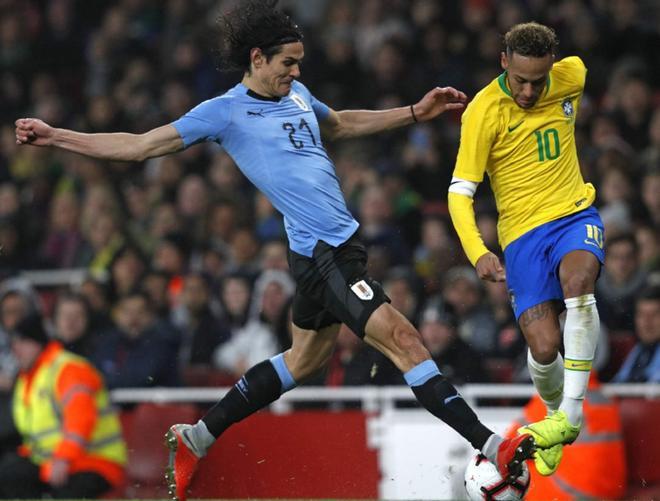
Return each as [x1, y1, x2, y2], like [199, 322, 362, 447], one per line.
[0, 0, 658, 406]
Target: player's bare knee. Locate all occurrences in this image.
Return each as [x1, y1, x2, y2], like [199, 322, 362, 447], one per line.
[562, 271, 595, 298]
[529, 341, 560, 365]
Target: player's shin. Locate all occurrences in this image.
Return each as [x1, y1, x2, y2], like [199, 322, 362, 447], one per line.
[560, 294, 599, 426]
[406, 360, 493, 451]
[199, 354, 297, 444]
[527, 350, 564, 412]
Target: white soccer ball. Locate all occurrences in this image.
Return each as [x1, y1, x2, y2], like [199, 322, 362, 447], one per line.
[464, 453, 530, 501]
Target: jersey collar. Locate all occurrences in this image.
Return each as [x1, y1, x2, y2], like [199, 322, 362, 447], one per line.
[244, 85, 282, 102]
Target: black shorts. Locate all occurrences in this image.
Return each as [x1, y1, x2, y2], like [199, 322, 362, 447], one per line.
[287, 233, 389, 337]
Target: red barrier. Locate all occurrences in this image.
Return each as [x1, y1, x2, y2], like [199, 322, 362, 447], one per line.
[191, 411, 379, 499]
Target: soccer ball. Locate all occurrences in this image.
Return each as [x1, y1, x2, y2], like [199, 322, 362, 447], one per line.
[464, 453, 530, 501]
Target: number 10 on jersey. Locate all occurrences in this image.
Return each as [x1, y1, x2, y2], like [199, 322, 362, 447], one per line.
[534, 128, 560, 161]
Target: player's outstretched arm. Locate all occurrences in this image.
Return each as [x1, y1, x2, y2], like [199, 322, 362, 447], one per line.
[321, 86, 467, 140]
[15, 119, 184, 162]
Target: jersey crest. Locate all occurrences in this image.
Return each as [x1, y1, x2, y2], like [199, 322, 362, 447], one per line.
[351, 280, 374, 301]
[290, 92, 310, 112]
[562, 98, 574, 117]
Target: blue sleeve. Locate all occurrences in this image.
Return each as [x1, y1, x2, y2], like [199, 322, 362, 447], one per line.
[310, 93, 331, 121]
[171, 97, 230, 148]
[295, 81, 331, 121]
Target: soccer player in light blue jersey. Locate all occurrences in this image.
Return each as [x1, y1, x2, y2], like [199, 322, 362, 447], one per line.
[15, 2, 534, 499]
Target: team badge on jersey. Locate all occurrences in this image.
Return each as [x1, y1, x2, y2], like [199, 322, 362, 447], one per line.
[351, 279, 374, 300]
[290, 93, 310, 112]
[562, 98, 574, 117]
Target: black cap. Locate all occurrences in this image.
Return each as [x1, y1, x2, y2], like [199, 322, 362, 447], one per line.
[11, 314, 49, 345]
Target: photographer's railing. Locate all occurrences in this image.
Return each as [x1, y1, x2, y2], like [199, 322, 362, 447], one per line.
[110, 383, 660, 412]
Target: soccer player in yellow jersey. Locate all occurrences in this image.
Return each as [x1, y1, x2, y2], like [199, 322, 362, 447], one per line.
[448, 22, 604, 476]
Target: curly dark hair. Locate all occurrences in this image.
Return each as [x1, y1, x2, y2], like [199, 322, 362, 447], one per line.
[504, 22, 558, 58]
[218, 0, 303, 73]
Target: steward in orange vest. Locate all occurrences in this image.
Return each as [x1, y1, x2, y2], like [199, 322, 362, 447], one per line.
[507, 373, 627, 500]
[0, 314, 126, 499]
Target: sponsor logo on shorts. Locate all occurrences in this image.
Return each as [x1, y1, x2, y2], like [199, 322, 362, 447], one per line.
[351, 279, 374, 300]
[508, 289, 517, 311]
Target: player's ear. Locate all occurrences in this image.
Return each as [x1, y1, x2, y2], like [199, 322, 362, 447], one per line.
[500, 52, 508, 70]
[250, 48, 264, 69]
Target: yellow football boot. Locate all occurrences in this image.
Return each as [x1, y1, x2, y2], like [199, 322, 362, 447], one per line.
[517, 410, 581, 449]
[533, 443, 563, 476]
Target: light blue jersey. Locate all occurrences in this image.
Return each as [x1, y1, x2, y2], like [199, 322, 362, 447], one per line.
[172, 80, 359, 257]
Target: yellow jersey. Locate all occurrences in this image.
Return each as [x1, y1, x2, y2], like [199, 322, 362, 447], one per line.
[453, 56, 595, 250]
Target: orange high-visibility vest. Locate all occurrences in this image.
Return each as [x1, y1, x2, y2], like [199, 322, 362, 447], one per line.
[507, 382, 627, 500]
[13, 342, 126, 487]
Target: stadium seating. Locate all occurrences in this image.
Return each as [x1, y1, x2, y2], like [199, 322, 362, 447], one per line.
[619, 398, 660, 499]
[121, 402, 201, 499]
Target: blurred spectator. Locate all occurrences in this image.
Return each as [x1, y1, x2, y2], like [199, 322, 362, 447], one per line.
[141, 269, 173, 321]
[413, 215, 459, 294]
[635, 223, 660, 273]
[0, 217, 26, 277]
[259, 240, 289, 272]
[218, 273, 253, 331]
[254, 193, 285, 242]
[108, 244, 146, 301]
[483, 280, 525, 358]
[640, 108, 660, 172]
[227, 227, 261, 277]
[382, 267, 421, 323]
[0, 314, 126, 499]
[441, 266, 498, 355]
[419, 304, 489, 384]
[317, 324, 401, 386]
[613, 286, 660, 383]
[596, 234, 647, 332]
[641, 170, 660, 227]
[52, 292, 97, 359]
[176, 174, 209, 244]
[91, 291, 180, 388]
[78, 212, 125, 280]
[213, 271, 290, 379]
[172, 272, 229, 368]
[38, 191, 83, 269]
[78, 276, 113, 332]
[248, 270, 295, 330]
[358, 183, 410, 267]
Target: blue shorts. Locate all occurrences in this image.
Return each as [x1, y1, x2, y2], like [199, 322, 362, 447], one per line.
[503, 206, 605, 320]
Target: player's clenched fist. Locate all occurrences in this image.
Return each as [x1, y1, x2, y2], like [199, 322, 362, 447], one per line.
[475, 252, 506, 282]
[15, 118, 54, 146]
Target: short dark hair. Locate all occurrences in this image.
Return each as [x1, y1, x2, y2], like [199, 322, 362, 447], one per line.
[637, 285, 660, 304]
[218, 0, 303, 73]
[605, 233, 638, 254]
[504, 22, 558, 58]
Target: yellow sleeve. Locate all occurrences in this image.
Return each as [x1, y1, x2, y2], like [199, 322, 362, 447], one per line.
[448, 192, 489, 266]
[551, 56, 587, 98]
[453, 92, 499, 182]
